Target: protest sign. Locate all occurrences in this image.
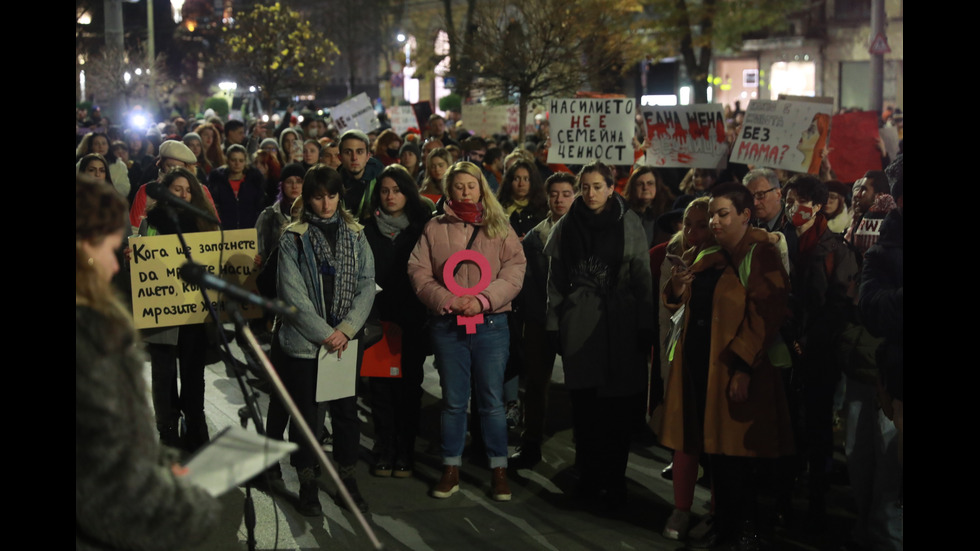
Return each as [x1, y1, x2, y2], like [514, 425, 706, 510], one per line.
[548, 98, 635, 165]
[505, 105, 539, 140]
[129, 229, 260, 329]
[729, 99, 832, 173]
[641, 104, 729, 169]
[829, 110, 882, 182]
[331, 93, 380, 133]
[462, 104, 510, 138]
[388, 105, 418, 135]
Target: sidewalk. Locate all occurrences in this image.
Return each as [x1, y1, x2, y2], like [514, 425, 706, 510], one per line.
[179, 334, 863, 550]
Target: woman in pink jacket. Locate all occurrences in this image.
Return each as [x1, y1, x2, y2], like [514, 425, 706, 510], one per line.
[408, 161, 526, 502]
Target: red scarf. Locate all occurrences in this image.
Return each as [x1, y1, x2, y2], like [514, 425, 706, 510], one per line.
[798, 214, 828, 256]
[449, 200, 484, 224]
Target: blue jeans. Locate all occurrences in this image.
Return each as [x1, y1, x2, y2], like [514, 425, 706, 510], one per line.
[430, 313, 509, 468]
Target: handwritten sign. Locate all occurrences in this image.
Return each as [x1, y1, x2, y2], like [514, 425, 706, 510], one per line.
[331, 93, 380, 133]
[729, 99, 831, 174]
[441, 250, 491, 334]
[641, 104, 728, 169]
[128, 229, 260, 329]
[548, 98, 635, 165]
[387, 105, 418, 135]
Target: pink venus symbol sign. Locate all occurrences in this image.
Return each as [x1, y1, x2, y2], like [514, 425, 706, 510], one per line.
[442, 249, 492, 334]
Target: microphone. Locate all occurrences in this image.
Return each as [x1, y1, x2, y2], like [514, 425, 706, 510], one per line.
[179, 261, 298, 320]
[146, 182, 222, 225]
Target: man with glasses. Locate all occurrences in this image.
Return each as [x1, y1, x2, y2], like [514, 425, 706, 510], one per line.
[743, 168, 786, 231]
[462, 136, 498, 193]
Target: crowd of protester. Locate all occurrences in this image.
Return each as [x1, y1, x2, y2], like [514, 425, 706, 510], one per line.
[76, 102, 903, 550]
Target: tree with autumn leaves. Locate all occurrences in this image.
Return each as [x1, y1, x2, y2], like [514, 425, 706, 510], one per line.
[219, 2, 339, 112]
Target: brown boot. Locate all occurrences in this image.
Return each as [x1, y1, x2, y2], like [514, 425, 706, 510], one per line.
[431, 465, 459, 498]
[491, 467, 511, 502]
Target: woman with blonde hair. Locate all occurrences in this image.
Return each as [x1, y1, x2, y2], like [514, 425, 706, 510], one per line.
[408, 161, 526, 502]
[419, 147, 453, 202]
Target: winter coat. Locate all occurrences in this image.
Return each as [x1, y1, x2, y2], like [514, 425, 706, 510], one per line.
[407, 203, 526, 316]
[255, 200, 292, 260]
[859, 208, 903, 401]
[76, 305, 218, 550]
[277, 220, 376, 359]
[545, 201, 654, 397]
[659, 227, 794, 458]
[364, 216, 428, 326]
[207, 166, 266, 230]
[517, 216, 557, 325]
[783, 218, 859, 383]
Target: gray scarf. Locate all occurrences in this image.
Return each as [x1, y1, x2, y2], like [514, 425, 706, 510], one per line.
[305, 211, 358, 327]
[374, 209, 410, 241]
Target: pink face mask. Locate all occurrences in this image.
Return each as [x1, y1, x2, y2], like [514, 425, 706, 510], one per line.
[789, 203, 816, 227]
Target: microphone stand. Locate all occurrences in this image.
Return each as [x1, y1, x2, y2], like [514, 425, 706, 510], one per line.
[159, 205, 263, 550]
[180, 251, 383, 550]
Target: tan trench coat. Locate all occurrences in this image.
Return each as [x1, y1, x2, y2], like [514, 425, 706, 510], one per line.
[659, 227, 795, 458]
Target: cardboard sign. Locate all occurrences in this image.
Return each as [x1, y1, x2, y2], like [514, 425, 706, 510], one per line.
[128, 229, 260, 329]
[548, 98, 635, 165]
[641, 104, 729, 169]
[828, 110, 882, 182]
[331, 93, 380, 133]
[729, 99, 832, 173]
[462, 104, 509, 138]
[505, 105, 538, 140]
[388, 105, 418, 135]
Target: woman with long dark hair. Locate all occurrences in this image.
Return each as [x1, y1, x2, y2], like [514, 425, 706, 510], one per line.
[496, 160, 548, 239]
[363, 164, 433, 478]
[545, 161, 654, 512]
[138, 168, 220, 452]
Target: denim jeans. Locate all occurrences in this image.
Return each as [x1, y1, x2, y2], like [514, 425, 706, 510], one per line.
[430, 313, 509, 468]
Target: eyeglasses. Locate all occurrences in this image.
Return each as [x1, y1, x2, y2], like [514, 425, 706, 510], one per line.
[752, 188, 778, 201]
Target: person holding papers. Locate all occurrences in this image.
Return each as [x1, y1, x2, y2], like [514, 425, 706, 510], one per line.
[76, 178, 218, 550]
[276, 164, 376, 515]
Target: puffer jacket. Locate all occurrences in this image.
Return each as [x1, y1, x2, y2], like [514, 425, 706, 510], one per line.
[407, 202, 526, 315]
